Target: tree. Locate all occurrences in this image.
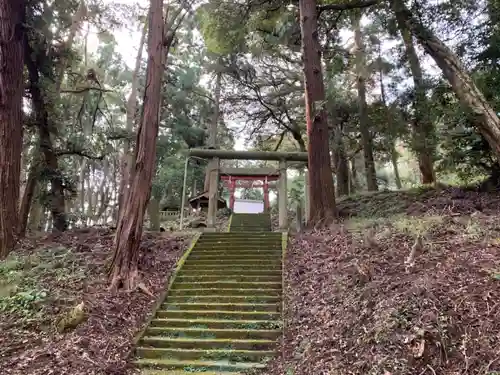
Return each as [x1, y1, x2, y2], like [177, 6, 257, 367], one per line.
[390, 0, 500, 161]
[352, 10, 378, 191]
[0, 0, 25, 259]
[299, 0, 337, 225]
[109, 0, 164, 290]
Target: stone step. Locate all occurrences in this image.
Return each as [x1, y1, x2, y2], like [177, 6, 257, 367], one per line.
[135, 358, 266, 371]
[156, 309, 280, 321]
[136, 347, 274, 362]
[180, 269, 281, 277]
[193, 245, 281, 250]
[184, 259, 282, 266]
[167, 288, 282, 296]
[144, 327, 281, 340]
[162, 302, 280, 312]
[149, 318, 281, 330]
[139, 336, 276, 350]
[176, 275, 281, 283]
[188, 254, 281, 261]
[181, 264, 282, 272]
[171, 281, 281, 290]
[191, 250, 282, 255]
[166, 295, 281, 304]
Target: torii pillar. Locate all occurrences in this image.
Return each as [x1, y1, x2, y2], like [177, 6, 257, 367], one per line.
[278, 160, 287, 231]
[263, 176, 269, 211]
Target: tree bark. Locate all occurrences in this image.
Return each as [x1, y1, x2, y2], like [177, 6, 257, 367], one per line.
[109, 0, 164, 290]
[332, 126, 349, 196]
[390, 0, 500, 161]
[0, 0, 25, 259]
[118, 20, 147, 221]
[390, 145, 403, 189]
[352, 11, 378, 191]
[299, 0, 337, 225]
[394, 8, 435, 183]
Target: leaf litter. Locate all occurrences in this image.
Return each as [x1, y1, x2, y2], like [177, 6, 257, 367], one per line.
[258, 187, 500, 375]
[0, 227, 188, 375]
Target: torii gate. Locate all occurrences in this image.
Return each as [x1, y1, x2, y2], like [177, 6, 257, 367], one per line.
[220, 168, 279, 211]
[185, 149, 309, 231]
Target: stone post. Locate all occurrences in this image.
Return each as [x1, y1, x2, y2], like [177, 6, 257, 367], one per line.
[278, 160, 287, 231]
[207, 157, 220, 230]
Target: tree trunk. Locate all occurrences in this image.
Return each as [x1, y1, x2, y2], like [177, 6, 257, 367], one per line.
[352, 11, 378, 191]
[19, 160, 38, 236]
[332, 126, 349, 196]
[299, 0, 337, 226]
[390, 145, 403, 189]
[25, 40, 67, 232]
[0, 0, 25, 259]
[394, 7, 435, 183]
[118, 20, 147, 221]
[204, 67, 222, 192]
[28, 197, 43, 231]
[109, 0, 164, 290]
[390, 0, 500, 160]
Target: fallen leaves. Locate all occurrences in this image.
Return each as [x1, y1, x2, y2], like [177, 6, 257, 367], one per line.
[0, 228, 187, 375]
[258, 187, 500, 375]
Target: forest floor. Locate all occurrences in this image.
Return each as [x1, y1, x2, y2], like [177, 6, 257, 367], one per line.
[0, 228, 190, 375]
[258, 185, 500, 375]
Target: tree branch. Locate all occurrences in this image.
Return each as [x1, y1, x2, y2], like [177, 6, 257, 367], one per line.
[61, 86, 113, 94]
[318, 0, 378, 14]
[56, 149, 105, 160]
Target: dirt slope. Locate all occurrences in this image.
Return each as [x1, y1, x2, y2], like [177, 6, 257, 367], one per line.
[260, 187, 500, 375]
[0, 228, 189, 375]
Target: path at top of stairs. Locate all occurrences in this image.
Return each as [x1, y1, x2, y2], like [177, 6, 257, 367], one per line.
[134, 213, 283, 374]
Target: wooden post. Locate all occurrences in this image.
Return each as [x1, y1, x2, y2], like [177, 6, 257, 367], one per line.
[207, 157, 220, 230]
[304, 169, 310, 225]
[278, 160, 287, 231]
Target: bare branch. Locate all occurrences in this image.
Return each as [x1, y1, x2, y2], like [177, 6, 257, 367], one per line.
[61, 86, 113, 94]
[56, 149, 106, 160]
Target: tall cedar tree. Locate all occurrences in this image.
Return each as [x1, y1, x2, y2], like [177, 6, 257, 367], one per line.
[0, 0, 25, 259]
[299, 0, 337, 225]
[109, 0, 164, 290]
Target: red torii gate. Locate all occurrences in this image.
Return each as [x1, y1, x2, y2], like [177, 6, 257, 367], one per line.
[219, 168, 279, 211]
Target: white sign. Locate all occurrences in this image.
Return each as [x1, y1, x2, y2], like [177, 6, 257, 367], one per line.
[233, 199, 264, 214]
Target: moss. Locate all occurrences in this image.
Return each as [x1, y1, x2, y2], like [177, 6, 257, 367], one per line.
[56, 301, 86, 332]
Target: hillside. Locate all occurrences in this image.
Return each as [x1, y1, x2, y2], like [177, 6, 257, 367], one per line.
[259, 186, 500, 375]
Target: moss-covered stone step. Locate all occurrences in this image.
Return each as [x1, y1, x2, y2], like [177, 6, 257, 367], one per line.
[181, 264, 282, 271]
[184, 260, 282, 267]
[167, 288, 282, 296]
[187, 254, 281, 261]
[165, 295, 281, 304]
[156, 309, 280, 320]
[162, 302, 280, 312]
[139, 336, 275, 350]
[175, 275, 281, 283]
[136, 347, 275, 362]
[144, 327, 281, 340]
[148, 318, 282, 330]
[135, 358, 266, 371]
[180, 269, 281, 277]
[171, 281, 281, 290]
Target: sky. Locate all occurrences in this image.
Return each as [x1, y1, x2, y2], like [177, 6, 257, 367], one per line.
[91, 0, 442, 153]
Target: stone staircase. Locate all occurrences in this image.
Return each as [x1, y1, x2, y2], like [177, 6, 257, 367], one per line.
[135, 213, 283, 374]
[229, 213, 272, 232]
